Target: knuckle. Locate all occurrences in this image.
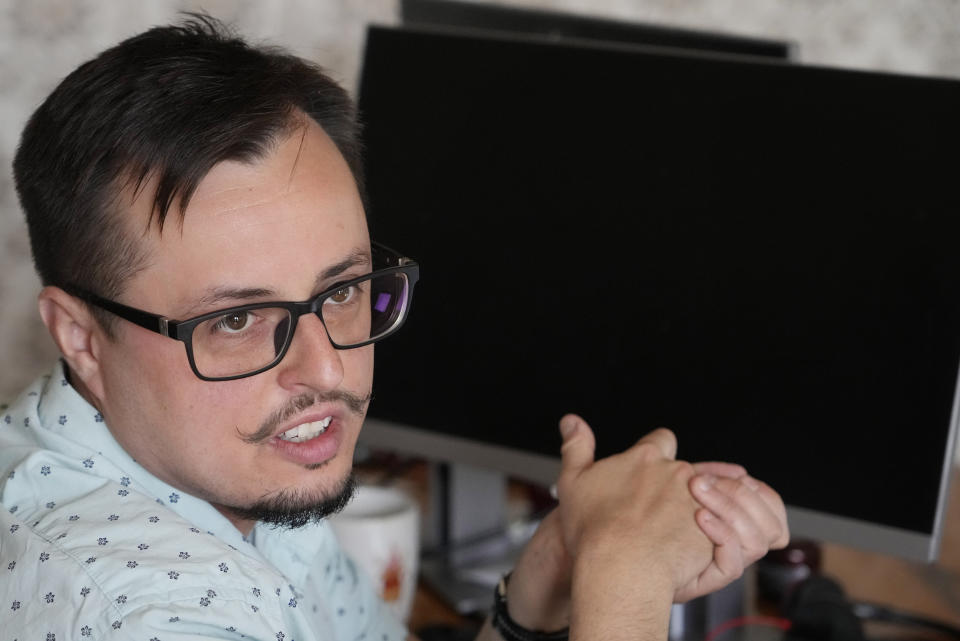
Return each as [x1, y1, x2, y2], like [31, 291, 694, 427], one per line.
[770, 523, 785, 546]
[717, 552, 745, 581]
[702, 484, 737, 514]
[717, 477, 758, 505]
[777, 529, 792, 549]
[641, 427, 677, 458]
[760, 482, 785, 509]
[654, 426, 676, 440]
[746, 548, 766, 565]
[772, 522, 789, 547]
[633, 441, 662, 462]
[728, 563, 744, 581]
[723, 509, 747, 533]
[743, 530, 768, 560]
[672, 460, 696, 480]
[714, 520, 739, 546]
[755, 479, 775, 496]
[733, 479, 757, 502]
[658, 427, 678, 449]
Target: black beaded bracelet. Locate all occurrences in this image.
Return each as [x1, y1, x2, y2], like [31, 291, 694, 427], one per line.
[491, 574, 570, 641]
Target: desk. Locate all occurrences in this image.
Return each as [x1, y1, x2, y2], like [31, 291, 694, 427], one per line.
[406, 467, 960, 633]
[820, 465, 960, 626]
[410, 580, 477, 632]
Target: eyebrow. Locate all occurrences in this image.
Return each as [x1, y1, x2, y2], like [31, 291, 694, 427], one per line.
[315, 248, 372, 289]
[183, 247, 372, 315]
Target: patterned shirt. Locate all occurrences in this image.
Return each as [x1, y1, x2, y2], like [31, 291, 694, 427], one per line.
[0, 361, 407, 641]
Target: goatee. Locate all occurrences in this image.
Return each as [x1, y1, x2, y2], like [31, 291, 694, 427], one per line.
[224, 474, 358, 529]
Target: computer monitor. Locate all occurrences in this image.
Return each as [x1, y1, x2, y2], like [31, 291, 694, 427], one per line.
[401, 0, 795, 60]
[357, 25, 960, 563]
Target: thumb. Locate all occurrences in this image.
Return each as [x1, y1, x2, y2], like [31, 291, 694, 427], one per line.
[558, 413, 596, 481]
[633, 427, 678, 461]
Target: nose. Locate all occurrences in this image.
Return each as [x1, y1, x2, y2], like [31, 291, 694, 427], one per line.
[274, 312, 344, 393]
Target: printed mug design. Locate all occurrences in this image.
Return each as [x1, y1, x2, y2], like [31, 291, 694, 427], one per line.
[381, 550, 404, 602]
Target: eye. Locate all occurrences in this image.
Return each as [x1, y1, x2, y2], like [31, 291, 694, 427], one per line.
[214, 311, 254, 333]
[328, 286, 355, 304]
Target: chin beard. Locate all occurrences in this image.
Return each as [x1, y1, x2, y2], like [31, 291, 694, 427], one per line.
[224, 474, 358, 529]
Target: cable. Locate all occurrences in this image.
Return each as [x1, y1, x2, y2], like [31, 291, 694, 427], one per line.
[703, 615, 793, 641]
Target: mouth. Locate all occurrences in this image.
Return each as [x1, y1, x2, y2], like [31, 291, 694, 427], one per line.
[268, 411, 346, 467]
[276, 416, 333, 443]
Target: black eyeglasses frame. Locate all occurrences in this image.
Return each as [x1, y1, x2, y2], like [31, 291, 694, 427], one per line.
[64, 242, 419, 382]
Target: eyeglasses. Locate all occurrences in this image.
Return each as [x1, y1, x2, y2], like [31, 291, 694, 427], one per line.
[66, 243, 419, 381]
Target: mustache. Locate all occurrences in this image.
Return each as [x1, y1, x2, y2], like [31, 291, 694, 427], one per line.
[239, 390, 372, 444]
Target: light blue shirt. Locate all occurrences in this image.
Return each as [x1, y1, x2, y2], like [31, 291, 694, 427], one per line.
[0, 361, 406, 641]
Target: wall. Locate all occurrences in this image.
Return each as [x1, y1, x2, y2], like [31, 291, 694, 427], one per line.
[2, 0, 959, 464]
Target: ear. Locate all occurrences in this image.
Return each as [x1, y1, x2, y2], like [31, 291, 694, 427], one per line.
[37, 286, 108, 403]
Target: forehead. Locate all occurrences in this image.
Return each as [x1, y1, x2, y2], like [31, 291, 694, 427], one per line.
[124, 121, 369, 311]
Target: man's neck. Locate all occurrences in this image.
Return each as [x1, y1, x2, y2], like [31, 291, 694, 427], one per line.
[65, 361, 259, 538]
[214, 504, 257, 537]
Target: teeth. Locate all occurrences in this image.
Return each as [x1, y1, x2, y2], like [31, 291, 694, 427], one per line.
[278, 417, 332, 443]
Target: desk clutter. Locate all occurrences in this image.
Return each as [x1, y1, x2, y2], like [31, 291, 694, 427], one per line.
[353, 451, 960, 641]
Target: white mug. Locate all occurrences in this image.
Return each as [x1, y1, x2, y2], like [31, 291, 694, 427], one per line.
[329, 484, 420, 622]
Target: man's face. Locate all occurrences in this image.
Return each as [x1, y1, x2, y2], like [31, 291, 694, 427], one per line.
[90, 121, 372, 532]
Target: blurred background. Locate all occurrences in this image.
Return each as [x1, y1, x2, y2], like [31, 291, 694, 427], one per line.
[3, 0, 960, 403]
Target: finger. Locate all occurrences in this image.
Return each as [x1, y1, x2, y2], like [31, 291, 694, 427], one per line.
[692, 461, 747, 479]
[632, 427, 677, 461]
[691, 475, 779, 561]
[691, 466, 789, 548]
[694, 508, 744, 591]
[558, 414, 596, 482]
[728, 476, 790, 549]
[749, 479, 790, 549]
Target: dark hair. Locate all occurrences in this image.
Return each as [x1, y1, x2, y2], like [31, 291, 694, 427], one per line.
[13, 14, 364, 329]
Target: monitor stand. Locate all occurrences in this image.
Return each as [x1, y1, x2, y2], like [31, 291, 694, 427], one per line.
[420, 461, 516, 614]
[419, 461, 747, 639]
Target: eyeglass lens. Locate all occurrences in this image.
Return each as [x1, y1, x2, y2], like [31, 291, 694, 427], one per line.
[190, 271, 410, 378]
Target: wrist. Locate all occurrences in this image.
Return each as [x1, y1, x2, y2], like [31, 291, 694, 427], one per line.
[570, 545, 674, 638]
[492, 573, 569, 641]
[506, 512, 572, 631]
[504, 564, 571, 631]
[574, 533, 676, 592]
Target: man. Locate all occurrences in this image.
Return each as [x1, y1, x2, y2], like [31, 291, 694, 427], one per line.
[0, 16, 788, 640]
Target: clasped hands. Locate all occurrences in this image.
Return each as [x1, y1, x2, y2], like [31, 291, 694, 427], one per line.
[501, 414, 789, 638]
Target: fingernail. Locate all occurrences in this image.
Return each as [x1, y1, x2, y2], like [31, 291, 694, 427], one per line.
[559, 416, 578, 439]
[696, 474, 717, 492]
[743, 476, 760, 491]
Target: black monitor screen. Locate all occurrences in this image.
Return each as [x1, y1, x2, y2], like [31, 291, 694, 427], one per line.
[360, 26, 960, 549]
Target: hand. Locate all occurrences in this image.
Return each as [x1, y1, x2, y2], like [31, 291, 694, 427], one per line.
[674, 461, 789, 602]
[554, 414, 715, 595]
[502, 414, 791, 637]
[541, 414, 720, 639]
[502, 414, 705, 634]
[691, 462, 790, 561]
